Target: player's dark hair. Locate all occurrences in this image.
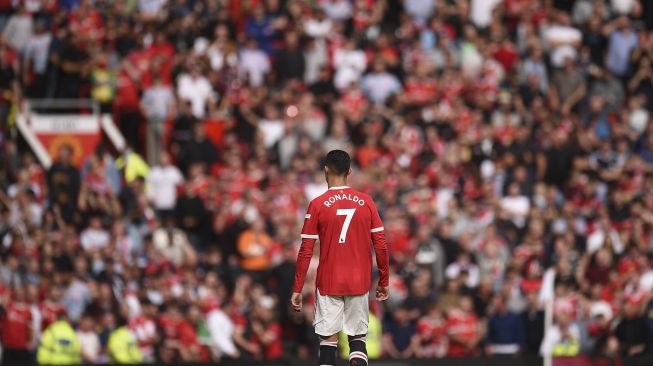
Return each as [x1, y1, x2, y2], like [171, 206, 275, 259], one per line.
[325, 150, 350, 176]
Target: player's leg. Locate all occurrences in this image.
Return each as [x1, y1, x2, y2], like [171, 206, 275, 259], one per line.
[314, 290, 345, 366]
[343, 293, 370, 365]
[318, 335, 339, 366]
[347, 334, 368, 366]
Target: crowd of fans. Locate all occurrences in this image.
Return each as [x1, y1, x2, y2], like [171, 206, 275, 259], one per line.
[2, 0, 653, 364]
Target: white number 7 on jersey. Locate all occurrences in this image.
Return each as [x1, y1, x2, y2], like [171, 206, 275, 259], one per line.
[336, 209, 356, 244]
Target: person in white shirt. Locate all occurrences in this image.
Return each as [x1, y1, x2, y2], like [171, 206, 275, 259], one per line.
[258, 102, 285, 149]
[147, 152, 184, 219]
[206, 305, 239, 359]
[80, 216, 111, 252]
[586, 216, 625, 255]
[141, 76, 176, 165]
[320, 0, 353, 21]
[333, 39, 367, 90]
[611, 0, 636, 15]
[152, 217, 197, 266]
[138, 0, 168, 21]
[239, 38, 271, 87]
[207, 24, 238, 72]
[304, 9, 332, 39]
[445, 252, 480, 289]
[304, 37, 328, 84]
[3, 4, 33, 54]
[24, 21, 52, 96]
[404, 0, 436, 25]
[360, 60, 402, 104]
[77, 313, 101, 363]
[500, 183, 530, 228]
[470, 0, 501, 29]
[542, 12, 582, 68]
[177, 65, 215, 118]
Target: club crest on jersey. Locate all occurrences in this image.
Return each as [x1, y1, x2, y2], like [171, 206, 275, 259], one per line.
[324, 193, 365, 207]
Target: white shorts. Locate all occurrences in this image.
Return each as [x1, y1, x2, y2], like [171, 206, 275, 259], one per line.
[313, 289, 369, 337]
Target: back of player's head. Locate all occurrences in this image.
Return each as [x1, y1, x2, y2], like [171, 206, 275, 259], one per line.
[325, 150, 350, 176]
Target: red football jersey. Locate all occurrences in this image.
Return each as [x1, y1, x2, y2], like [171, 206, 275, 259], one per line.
[294, 186, 389, 296]
[447, 312, 480, 357]
[1, 301, 33, 349]
[40, 301, 66, 331]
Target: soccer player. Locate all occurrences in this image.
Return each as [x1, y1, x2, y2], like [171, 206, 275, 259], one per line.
[291, 150, 390, 366]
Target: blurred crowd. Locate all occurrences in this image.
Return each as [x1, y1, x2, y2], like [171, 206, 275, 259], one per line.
[2, 0, 653, 364]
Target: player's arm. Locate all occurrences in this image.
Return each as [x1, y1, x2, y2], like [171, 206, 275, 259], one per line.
[369, 198, 389, 301]
[291, 201, 319, 312]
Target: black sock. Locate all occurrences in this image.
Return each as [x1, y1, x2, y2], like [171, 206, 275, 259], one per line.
[349, 339, 368, 366]
[319, 339, 337, 366]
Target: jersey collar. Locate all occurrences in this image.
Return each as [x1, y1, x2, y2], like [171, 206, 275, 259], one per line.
[328, 186, 349, 190]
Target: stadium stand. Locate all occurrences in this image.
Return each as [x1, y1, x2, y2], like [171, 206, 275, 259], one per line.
[1, 0, 653, 364]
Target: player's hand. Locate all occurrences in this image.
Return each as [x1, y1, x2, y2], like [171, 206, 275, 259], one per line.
[375, 286, 389, 301]
[290, 292, 302, 312]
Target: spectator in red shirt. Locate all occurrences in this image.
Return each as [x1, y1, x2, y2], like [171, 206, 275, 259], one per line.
[249, 296, 283, 360]
[1, 286, 34, 364]
[446, 296, 482, 357]
[158, 302, 185, 363]
[40, 286, 65, 332]
[129, 300, 159, 362]
[176, 312, 204, 362]
[416, 303, 448, 358]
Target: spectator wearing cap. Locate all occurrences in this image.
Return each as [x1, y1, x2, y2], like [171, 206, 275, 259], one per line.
[584, 300, 619, 356]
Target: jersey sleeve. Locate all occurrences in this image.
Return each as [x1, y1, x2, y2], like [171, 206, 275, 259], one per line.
[300, 201, 320, 240]
[370, 200, 384, 234]
[294, 201, 319, 293]
[368, 198, 389, 287]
